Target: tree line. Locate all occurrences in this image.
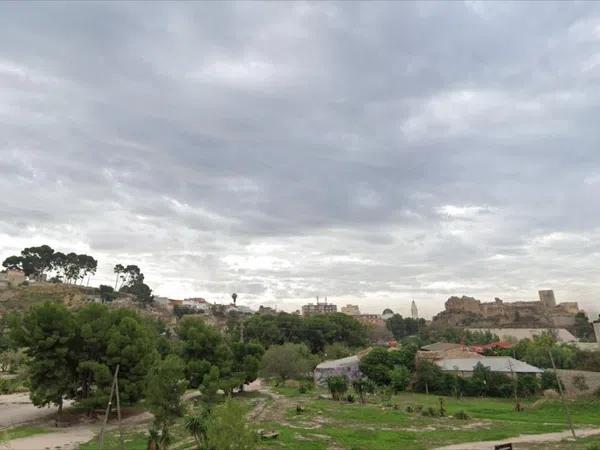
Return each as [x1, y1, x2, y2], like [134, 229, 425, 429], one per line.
[2, 244, 155, 304]
[2, 244, 97, 284]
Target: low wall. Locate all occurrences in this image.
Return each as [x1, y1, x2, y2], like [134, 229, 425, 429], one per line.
[554, 369, 600, 396]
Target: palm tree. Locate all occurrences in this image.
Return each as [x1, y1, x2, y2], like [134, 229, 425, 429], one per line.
[231, 293, 238, 306]
[184, 414, 207, 449]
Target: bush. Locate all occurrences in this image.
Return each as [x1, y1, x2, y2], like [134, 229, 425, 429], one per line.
[298, 380, 314, 394]
[421, 406, 438, 417]
[326, 375, 349, 401]
[389, 366, 411, 393]
[346, 394, 355, 403]
[517, 374, 540, 398]
[541, 370, 561, 391]
[454, 410, 471, 420]
[352, 378, 375, 404]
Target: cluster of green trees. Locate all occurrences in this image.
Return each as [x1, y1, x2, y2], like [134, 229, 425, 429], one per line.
[412, 360, 551, 399]
[358, 345, 417, 390]
[4, 302, 264, 421]
[2, 245, 97, 284]
[111, 264, 153, 304]
[230, 312, 368, 353]
[385, 314, 426, 340]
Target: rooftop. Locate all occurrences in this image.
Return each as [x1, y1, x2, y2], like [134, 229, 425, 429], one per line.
[437, 356, 543, 374]
[421, 342, 465, 352]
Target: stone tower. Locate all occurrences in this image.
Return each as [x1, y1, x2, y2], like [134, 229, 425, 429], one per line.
[538, 290, 556, 309]
[411, 300, 418, 320]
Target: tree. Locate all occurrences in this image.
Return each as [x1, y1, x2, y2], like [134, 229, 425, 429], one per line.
[323, 342, 353, 360]
[232, 293, 237, 306]
[105, 311, 159, 403]
[260, 343, 315, 381]
[121, 280, 153, 304]
[2, 255, 23, 271]
[231, 341, 264, 390]
[201, 365, 221, 405]
[15, 302, 77, 421]
[389, 366, 411, 393]
[359, 347, 392, 385]
[204, 399, 256, 450]
[326, 375, 349, 400]
[177, 317, 233, 388]
[146, 355, 188, 448]
[99, 285, 117, 303]
[113, 264, 125, 290]
[414, 360, 444, 395]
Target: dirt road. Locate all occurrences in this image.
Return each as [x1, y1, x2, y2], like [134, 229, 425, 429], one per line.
[0, 425, 95, 450]
[434, 428, 600, 450]
[0, 393, 73, 429]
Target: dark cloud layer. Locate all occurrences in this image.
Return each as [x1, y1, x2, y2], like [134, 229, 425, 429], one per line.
[2, 2, 600, 316]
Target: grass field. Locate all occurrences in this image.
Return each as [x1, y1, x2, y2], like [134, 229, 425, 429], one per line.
[75, 388, 600, 450]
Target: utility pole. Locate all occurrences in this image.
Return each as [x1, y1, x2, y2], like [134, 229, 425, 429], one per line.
[99, 365, 123, 450]
[507, 357, 521, 412]
[549, 351, 576, 439]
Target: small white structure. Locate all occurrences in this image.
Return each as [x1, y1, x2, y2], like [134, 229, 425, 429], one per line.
[314, 355, 362, 385]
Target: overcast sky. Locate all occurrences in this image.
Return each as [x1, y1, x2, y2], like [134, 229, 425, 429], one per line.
[2, 2, 600, 317]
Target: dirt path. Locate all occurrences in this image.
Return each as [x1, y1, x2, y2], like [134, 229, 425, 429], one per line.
[434, 427, 600, 450]
[245, 379, 296, 423]
[0, 392, 153, 450]
[0, 425, 95, 450]
[0, 393, 74, 429]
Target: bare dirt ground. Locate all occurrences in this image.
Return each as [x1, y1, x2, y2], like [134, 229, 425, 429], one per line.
[434, 428, 600, 450]
[0, 425, 95, 450]
[0, 393, 74, 429]
[0, 393, 152, 450]
[246, 379, 297, 423]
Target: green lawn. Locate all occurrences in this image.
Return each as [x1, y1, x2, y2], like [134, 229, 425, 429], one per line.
[74, 390, 600, 450]
[258, 390, 600, 450]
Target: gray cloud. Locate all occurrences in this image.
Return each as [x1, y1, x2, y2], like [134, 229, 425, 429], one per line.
[2, 2, 600, 317]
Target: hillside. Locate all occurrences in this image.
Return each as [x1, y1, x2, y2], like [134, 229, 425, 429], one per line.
[0, 283, 174, 325]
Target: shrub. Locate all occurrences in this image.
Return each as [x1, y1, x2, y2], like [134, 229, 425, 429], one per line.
[389, 366, 411, 393]
[352, 378, 375, 404]
[421, 406, 438, 417]
[454, 410, 470, 420]
[347, 394, 355, 403]
[326, 375, 349, 401]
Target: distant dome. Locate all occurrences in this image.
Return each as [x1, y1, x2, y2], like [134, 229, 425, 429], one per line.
[382, 308, 394, 315]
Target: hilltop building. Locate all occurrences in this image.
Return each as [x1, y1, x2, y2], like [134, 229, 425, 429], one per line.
[302, 297, 337, 316]
[356, 314, 386, 327]
[434, 290, 582, 328]
[0, 269, 26, 290]
[341, 304, 361, 316]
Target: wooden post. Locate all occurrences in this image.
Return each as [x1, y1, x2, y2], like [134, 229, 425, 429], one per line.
[115, 374, 124, 450]
[99, 364, 120, 449]
[508, 357, 521, 412]
[549, 351, 576, 439]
